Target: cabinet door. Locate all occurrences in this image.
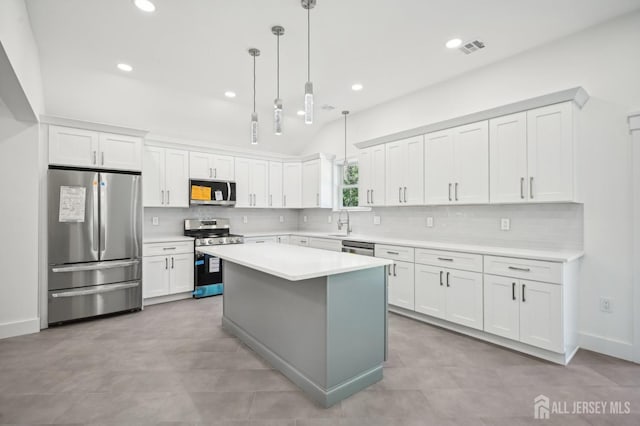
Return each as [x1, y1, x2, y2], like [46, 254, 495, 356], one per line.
[489, 113, 528, 203]
[234, 157, 251, 207]
[527, 102, 574, 202]
[164, 149, 189, 207]
[483, 274, 520, 340]
[283, 162, 302, 208]
[49, 126, 99, 167]
[519, 280, 563, 352]
[404, 136, 424, 205]
[276, 235, 290, 244]
[370, 145, 386, 206]
[251, 160, 269, 208]
[212, 154, 235, 180]
[143, 146, 165, 207]
[385, 140, 405, 206]
[358, 148, 372, 206]
[99, 133, 142, 171]
[169, 253, 194, 294]
[269, 162, 283, 208]
[143, 256, 170, 298]
[444, 269, 483, 330]
[302, 160, 320, 208]
[425, 129, 455, 204]
[309, 238, 342, 252]
[388, 261, 415, 310]
[453, 121, 489, 204]
[415, 264, 446, 319]
[189, 152, 213, 179]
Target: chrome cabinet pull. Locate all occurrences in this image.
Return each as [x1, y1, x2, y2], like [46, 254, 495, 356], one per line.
[101, 152, 105, 166]
[367, 189, 371, 204]
[437, 257, 454, 262]
[512, 282, 516, 301]
[448, 183, 452, 201]
[439, 270, 443, 286]
[522, 283, 526, 302]
[508, 266, 531, 272]
[162, 247, 176, 250]
[167, 190, 170, 205]
[214, 168, 217, 178]
[530, 177, 534, 199]
[446, 271, 450, 287]
[161, 190, 164, 205]
[209, 168, 213, 178]
[404, 186, 407, 203]
[171, 257, 174, 269]
[92, 151, 97, 164]
[455, 182, 459, 201]
[520, 177, 525, 199]
[398, 187, 402, 203]
[371, 189, 374, 204]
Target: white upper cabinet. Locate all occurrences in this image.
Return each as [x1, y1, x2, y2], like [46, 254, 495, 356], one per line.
[143, 147, 189, 207]
[234, 157, 268, 208]
[385, 136, 424, 206]
[425, 121, 488, 204]
[269, 162, 283, 208]
[358, 145, 386, 207]
[283, 162, 302, 208]
[489, 112, 528, 203]
[49, 126, 142, 171]
[189, 152, 235, 180]
[302, 157, 332, 208]
[527, 102, 574, 202]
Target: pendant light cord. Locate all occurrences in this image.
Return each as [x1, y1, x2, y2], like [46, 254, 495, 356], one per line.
[277, 33, 280, 99]
[253, 55, 256, 114]
[307, 5, 311, 82]
[344, 114, 347, 160]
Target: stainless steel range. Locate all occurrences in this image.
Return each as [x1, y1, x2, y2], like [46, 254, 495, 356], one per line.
[184, 219, 243, 298]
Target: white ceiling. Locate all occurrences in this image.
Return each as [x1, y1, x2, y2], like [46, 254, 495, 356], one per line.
[26, 0, 640, 155]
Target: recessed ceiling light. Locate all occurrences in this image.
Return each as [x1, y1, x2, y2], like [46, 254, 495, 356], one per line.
[446, 38, 462, 49]
[224, 91, 236, 98]
[351, 83, 363, 91]
[134, 0, 156, 12]
[297, 110, 305, 116]
[117, 63, 133, 72]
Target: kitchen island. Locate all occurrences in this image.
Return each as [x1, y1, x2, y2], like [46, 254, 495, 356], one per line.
[197, 243, 393, 407]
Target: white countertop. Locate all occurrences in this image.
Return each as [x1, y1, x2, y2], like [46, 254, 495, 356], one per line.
[143, 235, 195, 244]
[197, 243, 393, 281]
[241, 231, 583, 262]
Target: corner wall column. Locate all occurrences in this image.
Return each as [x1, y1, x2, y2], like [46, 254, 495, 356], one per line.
[629, 111, 640, 364]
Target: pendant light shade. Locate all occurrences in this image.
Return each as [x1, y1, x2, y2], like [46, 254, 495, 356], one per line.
[342, 110, 349, 181]
[272, 26, 285, 136]
[248, 48, 260, 145]
[302, 0, 316, 125]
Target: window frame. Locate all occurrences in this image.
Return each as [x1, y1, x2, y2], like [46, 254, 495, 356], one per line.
[335, 158, 371, 212]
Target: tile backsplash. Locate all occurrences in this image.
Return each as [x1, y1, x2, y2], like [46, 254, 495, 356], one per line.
[299, 203, 583, 251]
[145, 203, 583, 251]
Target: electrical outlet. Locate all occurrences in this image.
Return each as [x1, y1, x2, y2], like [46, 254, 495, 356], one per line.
[600, 297, 613, 313]
[152, 217, 159, 226]
[279, 215, 284, 223]
[242, 216, 248, 224]
[303, 215, 308, 223]
[500, 218, 510, 231]
[426, 216, 434, 228]
[328, 215, 332, 224]
[373, 215, 381, 225]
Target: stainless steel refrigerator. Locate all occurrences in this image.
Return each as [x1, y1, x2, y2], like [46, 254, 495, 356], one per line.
[48, 168, 142, 324]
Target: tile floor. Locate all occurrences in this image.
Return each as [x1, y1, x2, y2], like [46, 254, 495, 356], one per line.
[0, 296, 639, 425]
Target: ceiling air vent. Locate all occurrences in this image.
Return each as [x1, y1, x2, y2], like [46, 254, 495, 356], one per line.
[459, 39, 485, 55]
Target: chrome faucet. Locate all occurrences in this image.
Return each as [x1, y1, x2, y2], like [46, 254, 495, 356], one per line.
[337, 209, 352, 235]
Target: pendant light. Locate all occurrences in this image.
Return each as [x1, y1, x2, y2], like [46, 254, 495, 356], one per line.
[301, 0, 316, 125]
[272, 26, 285, 135]
[342, 110, 350, 181]
[248, 48, 260, 145]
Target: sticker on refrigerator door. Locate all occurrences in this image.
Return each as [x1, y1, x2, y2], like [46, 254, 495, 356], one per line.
[209, 257, 220, 273]
[214, 190, 223, 201]
[58, 186, 86, 222]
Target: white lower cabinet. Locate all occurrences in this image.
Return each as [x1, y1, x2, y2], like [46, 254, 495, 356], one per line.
[276, 235, 289, 244]
[388, 260, 415, 310]
[143, 242, 194, 300]
[414, 264, 483, 330]
[244, 236, 278, 244]
[289, 235, 310, 246]
[308, 237, 342, 252]
[484, 274, 563, 353]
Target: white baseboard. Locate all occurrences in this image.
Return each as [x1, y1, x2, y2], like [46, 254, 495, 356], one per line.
[0, 318, 40, 339]
[143, 292, 192, 306]
[579, 332, 635, 362]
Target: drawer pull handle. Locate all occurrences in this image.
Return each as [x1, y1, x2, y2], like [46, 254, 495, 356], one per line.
[437, 257, 454, 262]
[446, 271, 450, 287]
[522, 283, 526, 302]
[439, 271, 443, 286]
[163, 247, 177, 250]
[508, 266, 531, 272]
[512, 282, 516, 301]
[386, 251, 399, 255]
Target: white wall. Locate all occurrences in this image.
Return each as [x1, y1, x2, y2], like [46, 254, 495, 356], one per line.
[304, 12, 640, 359]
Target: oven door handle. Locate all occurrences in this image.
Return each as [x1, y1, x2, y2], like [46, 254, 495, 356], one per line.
[227, 182, 232, 201]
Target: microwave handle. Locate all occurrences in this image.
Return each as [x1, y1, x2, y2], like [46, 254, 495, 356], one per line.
[227, 182, 231, 201]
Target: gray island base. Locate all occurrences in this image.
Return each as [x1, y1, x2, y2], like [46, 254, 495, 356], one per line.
[204, 244, 391, 408]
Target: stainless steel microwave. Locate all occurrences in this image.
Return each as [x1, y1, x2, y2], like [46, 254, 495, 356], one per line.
[189, 179, 236, 206]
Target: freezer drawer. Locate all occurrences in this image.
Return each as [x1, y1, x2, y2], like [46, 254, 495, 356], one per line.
[48, 259, 141, 291]
[48, 281, 142, 324]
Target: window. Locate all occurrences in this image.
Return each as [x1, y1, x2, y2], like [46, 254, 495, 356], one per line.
[340, 160, 359, 208]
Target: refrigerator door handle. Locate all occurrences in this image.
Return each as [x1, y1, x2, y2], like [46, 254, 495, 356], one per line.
[92, 175, 99, 254]
[50, 281, 140, 298]
[99, 175, 107, 256]
[51, 259, 140, 273]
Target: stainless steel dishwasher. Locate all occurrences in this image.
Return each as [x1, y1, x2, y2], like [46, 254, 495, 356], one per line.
[341, 240, 375, 256]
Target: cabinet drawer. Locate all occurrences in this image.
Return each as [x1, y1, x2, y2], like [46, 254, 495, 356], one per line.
[309, 238, 343, 252]
[415, 249, 483, 273]
[144, 241, 193, 256]
[290, 235, 310, 246]
[245, 236, 278, 244]
[375, 244, 415, 262]
[484, 256, 562, 284]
